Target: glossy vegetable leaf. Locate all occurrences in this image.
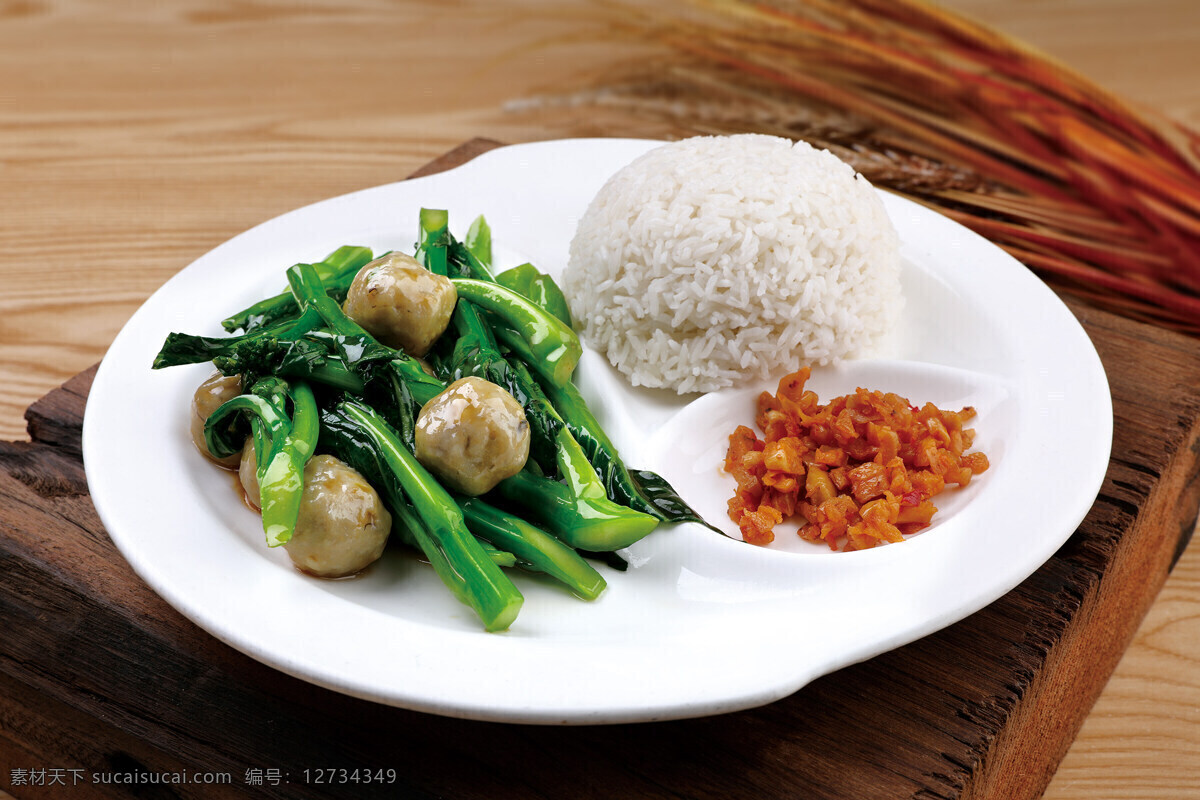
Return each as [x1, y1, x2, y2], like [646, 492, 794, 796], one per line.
[495, 263, 573, 327]
[463, 215, 492, 268]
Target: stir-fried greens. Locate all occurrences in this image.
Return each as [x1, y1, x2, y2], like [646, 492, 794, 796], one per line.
[153, 210, 709, 631]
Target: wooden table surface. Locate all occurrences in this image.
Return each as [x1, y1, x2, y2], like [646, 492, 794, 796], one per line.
[2, 1, 1198, 797]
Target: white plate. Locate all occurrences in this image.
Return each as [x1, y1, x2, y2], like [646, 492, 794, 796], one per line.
[83, 138, 1112, 724]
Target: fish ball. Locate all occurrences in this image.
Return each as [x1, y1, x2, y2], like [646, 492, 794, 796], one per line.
[342, 252, 456, 357]
[415, 377, 530, 496]
[190, 371, 243, 467]
[284, 454, 392, 578]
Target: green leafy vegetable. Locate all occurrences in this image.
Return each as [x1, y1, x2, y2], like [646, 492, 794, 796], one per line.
[323, 399, 524, 632]
[151, 208, 722, 633]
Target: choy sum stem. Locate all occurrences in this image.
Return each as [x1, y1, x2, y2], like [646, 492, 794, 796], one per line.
[458, 496, 606, 601]
[492, 469, 658, 552]
[327, 399, 524, 632]
[203, 377, 318, 547]
[221, 245, 374, 333]
[449, 278, 581, 387]
[285, 261, 445, 405]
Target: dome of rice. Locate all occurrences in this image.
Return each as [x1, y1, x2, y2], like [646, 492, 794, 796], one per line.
[562, 134, 903, 394]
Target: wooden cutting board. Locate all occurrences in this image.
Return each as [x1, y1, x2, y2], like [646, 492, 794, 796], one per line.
[2, 140, 1199, 800]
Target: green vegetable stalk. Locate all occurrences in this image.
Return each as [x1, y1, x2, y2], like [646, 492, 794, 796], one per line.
[416, 224, 565, 476]
[537, 376, 719, 530]
[285, 261, 444, 405]
[492, 262, 715, 530]
[325, 399, 524, 632]
[222, 245, 374, 333]
[492, 469, 658, 552]
[449, 278, 581, 387]
[458, 496, 606, 601]
[203, 377, 318, 547]
[415, 208, 449, 276]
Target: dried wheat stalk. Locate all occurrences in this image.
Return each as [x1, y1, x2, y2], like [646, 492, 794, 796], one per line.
[518, 0, 1200, 332]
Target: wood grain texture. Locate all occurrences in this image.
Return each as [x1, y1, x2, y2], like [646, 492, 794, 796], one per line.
[2, 141, 1199, 800]
[0, 0, 650, 443]
[1, 1, 1199, 796]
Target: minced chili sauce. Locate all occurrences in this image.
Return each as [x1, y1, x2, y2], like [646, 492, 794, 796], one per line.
[724, 367, 989, 550]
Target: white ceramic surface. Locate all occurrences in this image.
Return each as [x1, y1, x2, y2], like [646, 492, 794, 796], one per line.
[82, 138, 1112, 724]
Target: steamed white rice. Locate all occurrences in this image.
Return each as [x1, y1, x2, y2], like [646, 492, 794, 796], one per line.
[562, 134, 902, 394]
